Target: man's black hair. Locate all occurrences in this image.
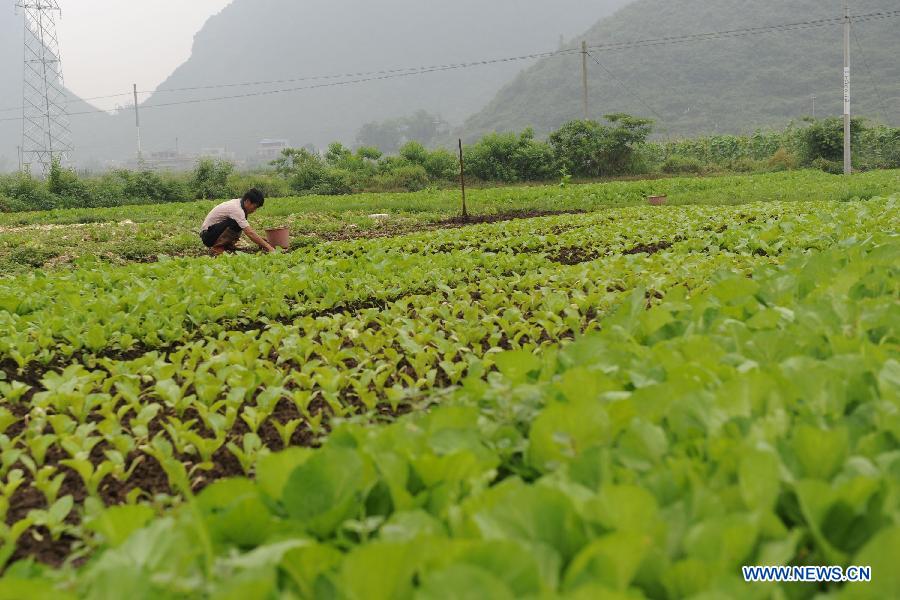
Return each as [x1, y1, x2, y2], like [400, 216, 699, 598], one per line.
[242, 188, 265, 207]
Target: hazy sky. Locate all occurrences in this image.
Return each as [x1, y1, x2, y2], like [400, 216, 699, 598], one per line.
[58, 0, 232, 107]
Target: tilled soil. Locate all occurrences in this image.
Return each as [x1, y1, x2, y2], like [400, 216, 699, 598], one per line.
[547, 240, 674, 265]
[548, 247, 602, 265]
[316, 209, 588, 241]
[623, 241, 674, 255]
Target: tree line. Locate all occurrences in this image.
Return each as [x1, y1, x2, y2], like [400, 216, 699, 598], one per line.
[1, 115, 897, 212]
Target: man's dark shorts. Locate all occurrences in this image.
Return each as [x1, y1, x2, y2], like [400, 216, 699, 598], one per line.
[200, 218, 241, 248]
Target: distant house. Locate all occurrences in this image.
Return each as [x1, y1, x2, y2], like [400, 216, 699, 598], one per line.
[257, 139, 290, 162]
[128, 150, 195, 172]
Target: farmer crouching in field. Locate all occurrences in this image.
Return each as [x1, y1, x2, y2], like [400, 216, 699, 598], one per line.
[200, 189, 275, 256]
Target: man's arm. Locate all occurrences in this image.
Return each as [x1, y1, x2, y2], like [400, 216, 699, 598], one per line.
[243, 226, 276, 253]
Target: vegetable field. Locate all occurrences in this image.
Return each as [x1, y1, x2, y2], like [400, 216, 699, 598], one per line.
[0, 178, 898, 598]
[1, 169, 897, 274]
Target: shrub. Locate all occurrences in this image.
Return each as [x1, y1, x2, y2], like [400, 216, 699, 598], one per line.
[308, 168, 354, 196]
[768, 148, 799, 171]
[279, 145, 377, 191]
[859, 126, 900, 169]
[88, 173, 126, 206]
[465, 133, 520, 182]
[0, 194, 51, 213]
[325, 143, 354, 167]
[375, 155, 407, 175]
[661, 155, 704, 174]
[0, 171, 59, 211]
[652, 130, 792, 168]
[191, 159, 234, 200]
[100, 170, 190, 205]
[226, 173, 291, 199]
[600, 113, 655, 174]
[552, 119, 602, 178]
[512, 134, 556, 181]
[47, 159, 93, 207]
[272, 149, 324, 192]
[810, 157, 844, 175]
[723, 157, 763, 173]
[399, 141, 430, 166]
[373, 165, 430, 192]
[422, 149, 458, 181]
[466, 129, 555, 183]
[797, 117, 865, 165]
[549, 115, 653, 178]
[356, 146, 383, 162]
[748, 130, 784, 160]
[393, 142, 458, 181]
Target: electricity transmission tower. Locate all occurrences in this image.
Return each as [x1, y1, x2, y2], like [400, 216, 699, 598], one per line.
[17, 0, 73, 175]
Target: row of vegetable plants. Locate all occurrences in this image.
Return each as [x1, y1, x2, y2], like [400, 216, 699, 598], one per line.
[3, 197, 896, 373]
[1, 169, 897, 273]
[2, 224, 896, 598]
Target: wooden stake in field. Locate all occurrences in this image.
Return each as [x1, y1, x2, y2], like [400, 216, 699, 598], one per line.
[458, 138, 468, 219]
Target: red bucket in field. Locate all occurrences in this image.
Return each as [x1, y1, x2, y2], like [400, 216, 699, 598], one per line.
[266, 227, 290, 249]
[648, 195, 668, 206]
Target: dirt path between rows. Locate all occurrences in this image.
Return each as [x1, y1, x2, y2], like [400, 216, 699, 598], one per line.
[313, 209, 588, 242]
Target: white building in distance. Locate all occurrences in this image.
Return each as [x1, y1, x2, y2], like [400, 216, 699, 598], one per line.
[257, 139, 290, 163]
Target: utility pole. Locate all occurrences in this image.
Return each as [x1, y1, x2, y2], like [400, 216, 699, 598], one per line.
[458, 139, 468, 219]
[133, 83, 143, 163]
[843, 1, 851, 175]
[811, 95, 816, 119]
[581, 41, 589, 120]
[16, 145, 22, 172]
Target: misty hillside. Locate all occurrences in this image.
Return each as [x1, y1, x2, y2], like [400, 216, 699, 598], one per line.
[68, 0, 629, 164]
[464, 0, 900, 139]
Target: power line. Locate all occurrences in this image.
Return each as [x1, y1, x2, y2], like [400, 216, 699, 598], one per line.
[850, 21, 895, 122]
[0, 50, 583, 124]
[2, 58, 566, 116]
[0, 54, 576, 116]
[139, 10, 895, 120]
[585, 51, 667, 122]
[0, 90, 135, 115]
[125, 8, 900, 98]
[1, 9, 898, 126]
[137, 8, 900, 98]
[141, 49, 578, 105]
[0, 52, 580, 115]
[585, 9, 900, 54]
[149, 52, 570, 95]
[0, 49, 577, 119]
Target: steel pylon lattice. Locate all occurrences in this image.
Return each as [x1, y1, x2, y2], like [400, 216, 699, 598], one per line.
[17, 0, 73, 175]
